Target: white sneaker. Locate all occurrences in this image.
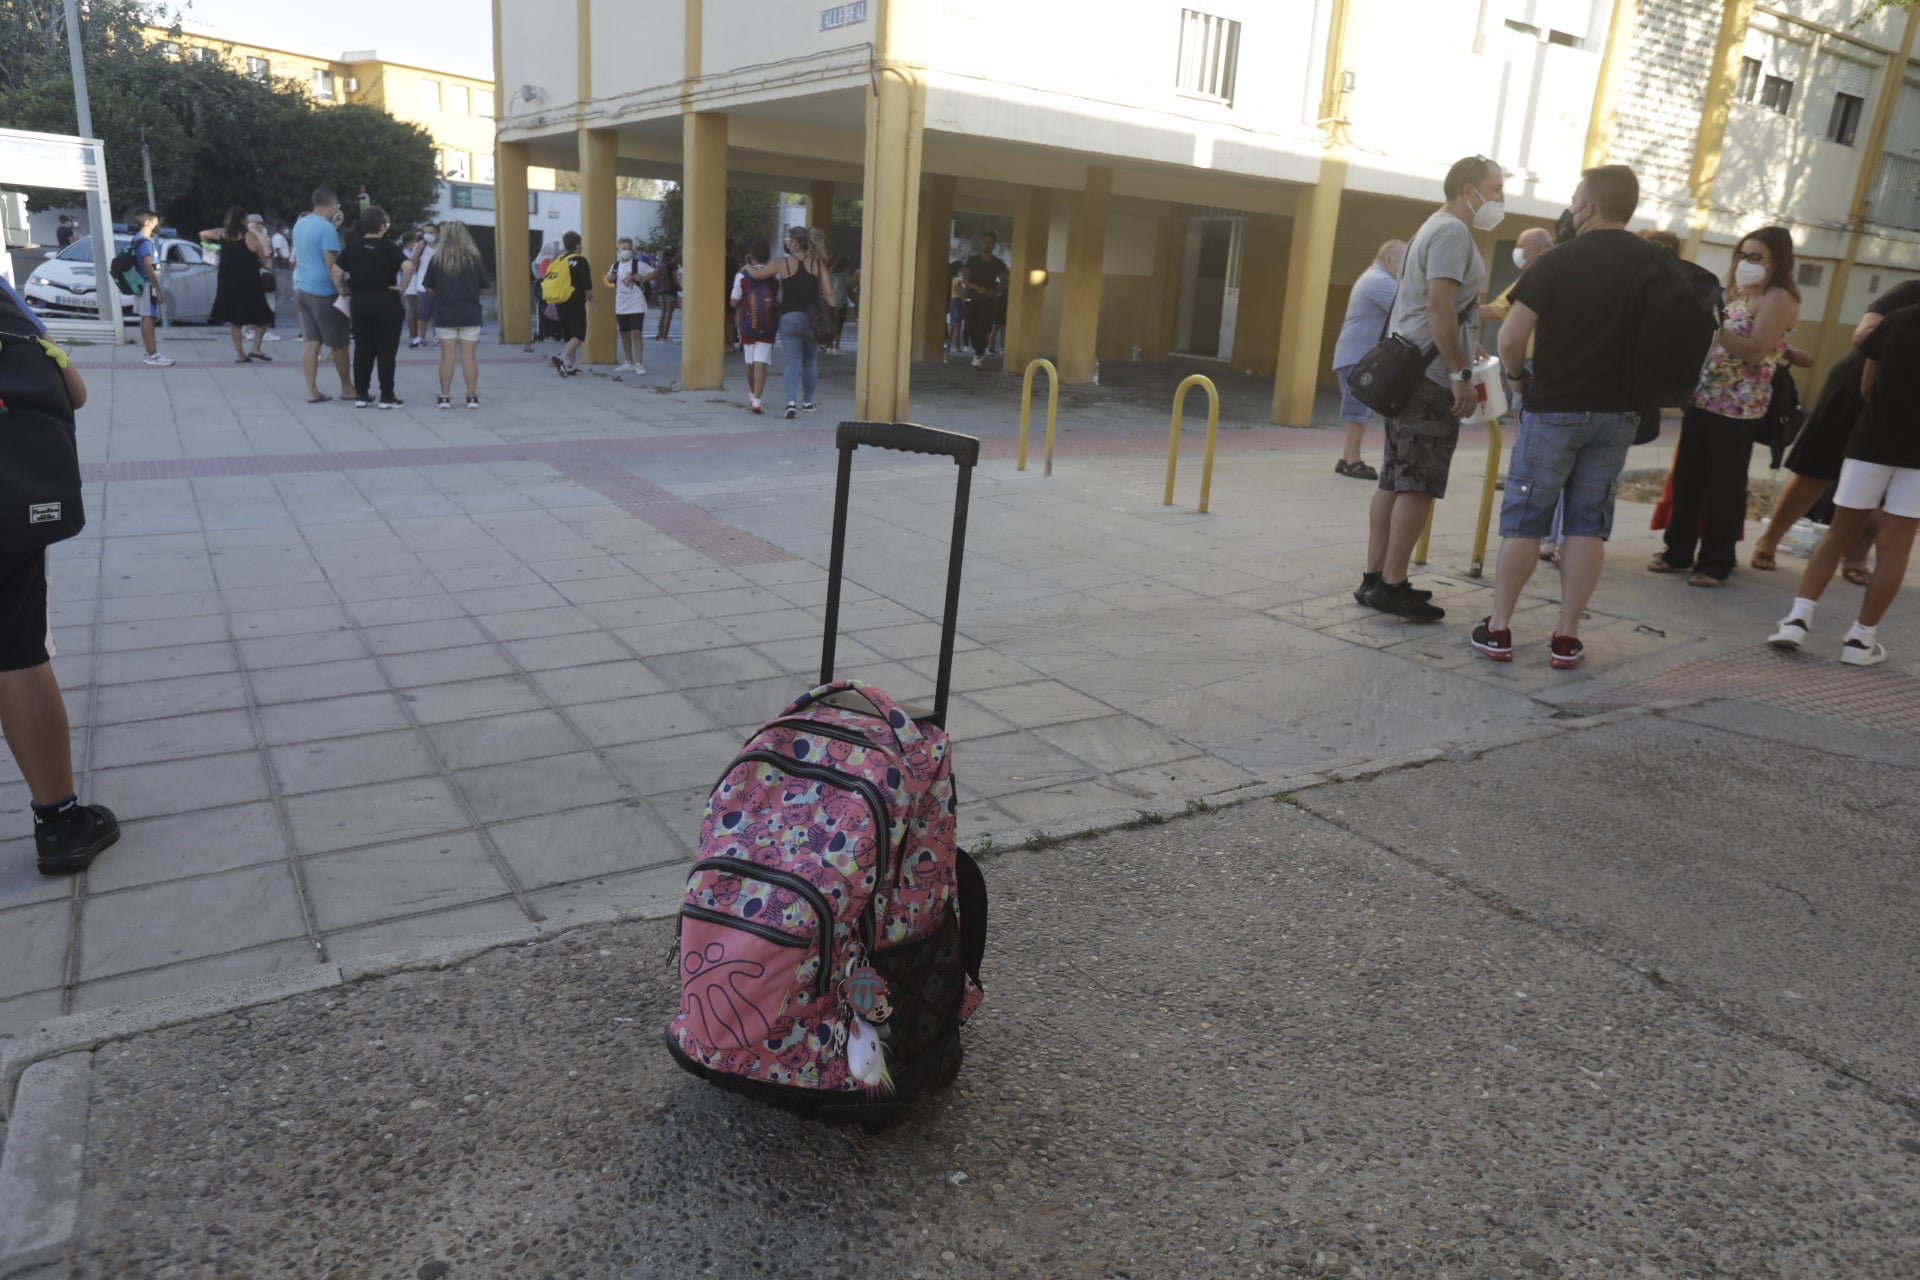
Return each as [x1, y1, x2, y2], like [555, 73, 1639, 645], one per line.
[632, 366, 645, 376]
[264, 331, 282, 342]
[614, 362, 633, 373]
[971, 355, 983, 369]
[1840, 638, 1887, 667]
[142, 352, 174, 366]
[1766, 618, 1807, 650]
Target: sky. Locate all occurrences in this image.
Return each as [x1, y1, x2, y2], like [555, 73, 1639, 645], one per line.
[163, 0, 494, 78]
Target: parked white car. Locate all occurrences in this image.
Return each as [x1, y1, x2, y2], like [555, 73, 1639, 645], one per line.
[22, 234, 219, 326]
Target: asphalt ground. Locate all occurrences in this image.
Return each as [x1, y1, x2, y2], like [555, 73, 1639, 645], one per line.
[59, 707, 1920, 1280]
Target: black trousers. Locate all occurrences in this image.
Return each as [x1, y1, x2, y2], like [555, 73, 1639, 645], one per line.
[351, 295, 405, 399]
[963, 295, 994, 358]
[1663, 406, 1758, 580]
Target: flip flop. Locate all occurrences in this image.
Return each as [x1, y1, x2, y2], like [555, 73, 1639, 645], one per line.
[1686, 573, 1725, 588]
[1647, 553, 1688, 574]
[233, 357, 251, 364]
[306, 393, 333, 404]
[1843, 565, 1872, 587]
[1750, 543, 1777, 570]
[248, 352, 273, 362]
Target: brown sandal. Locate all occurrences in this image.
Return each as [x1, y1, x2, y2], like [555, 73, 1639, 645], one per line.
[1648, 553, 1688, 574]
[1843, 565, 1872, 587]
[1750, 541, 1778, 570]
[1687, 572, 1725, 588]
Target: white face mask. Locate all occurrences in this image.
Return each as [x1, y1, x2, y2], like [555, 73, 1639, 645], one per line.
[618, 249, 633, 262]
[423, 233, 437, 245]
[1511, 247, 1528, 270]
[1734, 261, 1767, 289]
[1470, 187, 1506, 232]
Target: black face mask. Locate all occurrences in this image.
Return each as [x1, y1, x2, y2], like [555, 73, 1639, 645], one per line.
[1554, 208, 1578, 245]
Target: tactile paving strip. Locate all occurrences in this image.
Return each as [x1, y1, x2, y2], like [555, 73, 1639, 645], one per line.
[1570, 645, 1920, 732]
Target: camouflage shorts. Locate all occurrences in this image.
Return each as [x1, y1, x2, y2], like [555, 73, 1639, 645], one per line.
[1380, 379, 1463, 499]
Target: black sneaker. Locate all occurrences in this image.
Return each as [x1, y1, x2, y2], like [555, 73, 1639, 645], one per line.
[550, 355, 567, 376]
[36, 803, 120, 876]
[466, 397, 480, 410]
[378, 398, 404, 410]
[1470, 618, 1513, 661]
[353, 397, 373, 409]
[783, 402, 798, 419]
[435, 395, 452, 410]
[1363, 580, 1446, 622]
[1354, 574, 1433, 606]
[801, 402, 817, 413]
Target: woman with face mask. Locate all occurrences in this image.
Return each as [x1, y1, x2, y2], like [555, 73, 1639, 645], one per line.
[605, 238, 649, 375]
[407, 224, 438, 348]
[1650, 226, 1801, 586]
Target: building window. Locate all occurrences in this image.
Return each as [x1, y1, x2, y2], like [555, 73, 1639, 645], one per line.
[447, 84, 469, 116]
[189, 46, 215, 63]
[1827, 91, 1864, 146]
[1760, 74, 1794, 114]
[1175, 9, 1240, 106]
[313, 68, 334, 100]
[158, 41, 180, 59]
[475, 88, 495, 118]
[1796, 262, 1825, 287]
[476, 153, 496, 184]
[246, 56, 270, 81]
[1736, 56, 1762, 103]
[441, 150, 471, 181]
[419, 78, 441, 113]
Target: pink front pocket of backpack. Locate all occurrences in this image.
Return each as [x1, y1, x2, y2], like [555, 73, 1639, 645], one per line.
[676, 912, 810, 1052]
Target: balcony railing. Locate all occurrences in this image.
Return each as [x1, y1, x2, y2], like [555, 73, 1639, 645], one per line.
[1865, 150, 1920, 233]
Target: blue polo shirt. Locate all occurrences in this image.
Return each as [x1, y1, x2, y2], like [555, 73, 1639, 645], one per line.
[292, 213, 341, 296]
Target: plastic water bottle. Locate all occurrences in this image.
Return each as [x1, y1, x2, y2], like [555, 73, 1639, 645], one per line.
[1092, 359, 1100, 386]
[1131, 344, 1142, 362]
[1779, 518, 1825, 557]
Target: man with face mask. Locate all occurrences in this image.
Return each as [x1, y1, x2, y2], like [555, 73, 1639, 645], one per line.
[1470, 164, 1660, 670]
[1358, 155, 1503, 622]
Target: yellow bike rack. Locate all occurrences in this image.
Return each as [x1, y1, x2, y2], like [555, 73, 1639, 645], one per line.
[1016, 359, 1060, 475]
[1163, 374, 1221, 513]
[1413, 506, 1434, 566]
[1469, 418, 1504, 578]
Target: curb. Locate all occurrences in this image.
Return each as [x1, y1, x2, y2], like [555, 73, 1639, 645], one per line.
[0, 1054, 90, 1279]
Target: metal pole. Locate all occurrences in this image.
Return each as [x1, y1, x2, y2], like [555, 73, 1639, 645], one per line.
[141, 127, 168, 329]
[62, 0, 92, 140]
[64, 0, 120, 341]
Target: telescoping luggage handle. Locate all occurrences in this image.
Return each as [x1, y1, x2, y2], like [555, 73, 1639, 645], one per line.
[822, 421, 978, 730]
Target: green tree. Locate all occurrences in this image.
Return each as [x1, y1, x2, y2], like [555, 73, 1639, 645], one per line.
[646, 183, 786, 257]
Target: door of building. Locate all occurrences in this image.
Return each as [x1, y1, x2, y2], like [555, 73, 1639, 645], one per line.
[1176, 212, 1245, 359]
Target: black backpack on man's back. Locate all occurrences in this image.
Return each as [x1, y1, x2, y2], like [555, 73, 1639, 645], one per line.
[1631, 254, 1723, 410]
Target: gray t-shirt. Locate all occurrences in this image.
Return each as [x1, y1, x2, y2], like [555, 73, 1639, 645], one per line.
[1390, 210, 1485, 387]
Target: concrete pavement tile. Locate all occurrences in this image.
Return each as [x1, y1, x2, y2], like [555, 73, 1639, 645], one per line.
[529, 555, 636, 583]
[452, 752, 629, 825]
[646, 566, 755, 595]
[248, 658, 390, 705]
[850, 622, 983, 661]
[94, 642, 239, 686]
[99, 590, 225, 623]
[644, 786, 709, 848]
[0, 988, 64, 1043]
[0, 839, 74, 910]
[89, 709, 259, 770]
[399, 677, 547, 726]
[554, 574, 663, 605]
[228, 604, 355, 639]
[363, 617, 491, 656]
[646, 645, 783, 690]
[92, 672, 249, 725]
[49, 625, 92, 656]
[282, 777, 472, 855]
[70, 939, 319, 1017]
[48, 652, 92, 689]
[528, 660, 670, 706]
[967, 679, 1115, 729]
[488, 799, 684, 889]
[1111, 754, 1260, 797]
[961, 731, 1096, 799]
[77, 862, 307, 980]
[237, 629, 371, 669]
[434, 564, 546, 594]
[269, 730, 439, 797]
[1035, 714, 1202, 773]
[99, 569, 218, 597]
[580, 595, 699, 630]
[992, 777, 1152, 824]
[502, 630, 632, 672]
[427, 711, 586, 771]
[92, 751, 271, 819]
[1050, 656, 1188, 705]
[751, 634, 878, 677]
[830, 597, 932, 632]
[714, 608, 827, 647]
[679, 679, 802, 735]
[455, 583, 572, 615]
[601, 729, 742, 796]
[332, 573, 445, 604]
[344, 594, 468, 627]
[258, 693, 414, 745]
[955, 798, 1020, 845]
[612, 618, 737, 659]
[94, 615, 231, 652]
[219, 582, 342, 613]
[476, 606, 599, 642]
[301, 832, 514, 931]
[379, 645, 518, 688]
[815, 661, 934, 702]
[681, 586, 794, 619]
[319, 899, 533, 963]
[735, 560, 827, 587]
[903, 648, 1046, 691]
[937, 694, 1019, 742]
[524, 862, 692, 922]
[0, 901, 72, 1000]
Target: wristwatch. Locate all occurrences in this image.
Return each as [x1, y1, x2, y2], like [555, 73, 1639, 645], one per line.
[1450, 367, 1475, 383]
[1503, 366, 1529, 381]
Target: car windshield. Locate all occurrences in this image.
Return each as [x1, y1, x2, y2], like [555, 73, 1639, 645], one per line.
[55, 236, 132, 262]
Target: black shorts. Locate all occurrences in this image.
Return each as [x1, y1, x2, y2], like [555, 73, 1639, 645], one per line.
[0, 550, 51, 672]
[558, 299, 589, 342]
[616, 312, 646, 333]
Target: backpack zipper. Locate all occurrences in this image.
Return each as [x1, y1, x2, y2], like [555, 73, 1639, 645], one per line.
[691, 858, 836, 996]
[715, 751, 897, 887]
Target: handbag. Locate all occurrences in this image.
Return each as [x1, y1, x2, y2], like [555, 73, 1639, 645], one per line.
[0, 329, 86, 551]
[1347, 332, 1436, 418]
[260, 269, 277, 294]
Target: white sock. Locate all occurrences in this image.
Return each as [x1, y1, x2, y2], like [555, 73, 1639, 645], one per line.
[1844, 621, 1877, 646]
[1787, 597, 1817, 626]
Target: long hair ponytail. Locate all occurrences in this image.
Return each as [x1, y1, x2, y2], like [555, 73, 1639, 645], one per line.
[435, 220, 480, 277]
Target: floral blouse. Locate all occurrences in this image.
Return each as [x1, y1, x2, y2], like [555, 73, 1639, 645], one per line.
[1692, 293, 1791, 421]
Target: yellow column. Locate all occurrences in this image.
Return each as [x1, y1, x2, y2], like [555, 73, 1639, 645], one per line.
[808, 180, 836, 247]
[912, 175, 954, 363]
[1583, 0, 1639, 168]
[681, 110, 728, 390]
[1056, 166, 1112, 384]
[1003, 185, 1052, 372]
[577, 127, 618, 365]
[1811, 6, 1920, 384]
[854, 0, 925, 421]
[1683, 0, 1759, 260]
[1272, 157, 1344, 424]
[495, 140, 531, 344]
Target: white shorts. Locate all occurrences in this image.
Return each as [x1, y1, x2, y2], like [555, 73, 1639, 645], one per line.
[744, 341, 773, 364]
[1834, 458, 1920, 519]
[435, 325, 482, 343]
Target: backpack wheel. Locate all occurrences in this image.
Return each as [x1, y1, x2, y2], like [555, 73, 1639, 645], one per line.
[859, 1116, 891, 1135]
[930, 1037, 964, 1091]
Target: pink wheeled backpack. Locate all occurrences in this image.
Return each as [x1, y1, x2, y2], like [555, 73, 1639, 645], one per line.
[666, 423, 988, 1127]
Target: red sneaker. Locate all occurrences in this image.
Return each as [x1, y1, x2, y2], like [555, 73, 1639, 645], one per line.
[1470, 618, 1512, 661]
[1550, 634, 1585, 669]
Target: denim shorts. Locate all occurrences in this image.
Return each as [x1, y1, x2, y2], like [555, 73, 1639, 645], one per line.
[1334, 364, 1371, 423]
[1500, 409, 1639, 540]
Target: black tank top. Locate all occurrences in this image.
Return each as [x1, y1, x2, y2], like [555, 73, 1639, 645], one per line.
[778, 256, 821, 314]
